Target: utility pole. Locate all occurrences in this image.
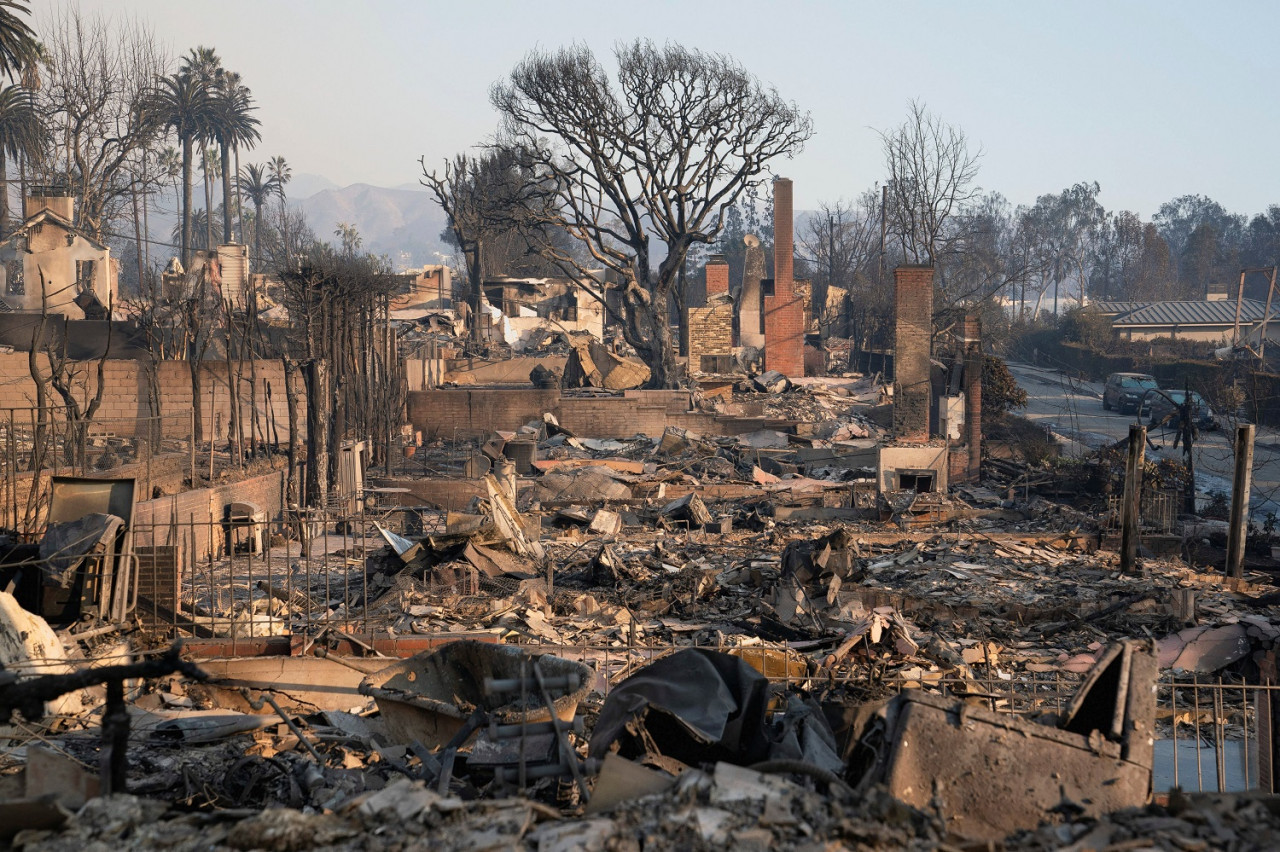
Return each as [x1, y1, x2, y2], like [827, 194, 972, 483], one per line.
[1227, 423, 1255, 581]
[1258, 266, 1278, 361]
[1120, 423, 1146, 576]
[1233, 269, 1247, 346]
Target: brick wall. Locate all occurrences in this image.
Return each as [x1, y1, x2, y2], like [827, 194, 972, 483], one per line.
[892, 266, 934, 442]
[407, 388, 562, 440]
[132, 465, 287, 560]
[406, 387, 789, 439]
[0, 353, 303, 440]
[686, 297, 734, 371]
[763, 297, 805, 376]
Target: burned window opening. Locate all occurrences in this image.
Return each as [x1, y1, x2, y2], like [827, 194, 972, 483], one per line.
[6, 260, 23, 295]
[897, 469, 935, 493]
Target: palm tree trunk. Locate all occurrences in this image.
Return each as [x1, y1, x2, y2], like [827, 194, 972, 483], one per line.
[0, 150, 8, 238]
[181, 135, 193, 269]
[253, 199, 263, 273]
[234, 147, 243, 245]
[220, 141, 233, 243]
[203, 150, 214, 253]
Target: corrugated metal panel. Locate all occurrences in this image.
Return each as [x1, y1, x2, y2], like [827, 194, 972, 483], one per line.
[1113, 299, 1267, 327]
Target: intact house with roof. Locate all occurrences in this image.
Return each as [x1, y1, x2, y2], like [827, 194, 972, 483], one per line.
[1092, 297, 1280, 346]
[0, 190, 118, 319]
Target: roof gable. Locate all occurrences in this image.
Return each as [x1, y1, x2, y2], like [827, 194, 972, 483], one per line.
[3, 208, 109, 252]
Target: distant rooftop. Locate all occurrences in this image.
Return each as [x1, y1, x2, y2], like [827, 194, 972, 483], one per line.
[1111, 299, 1270, 327]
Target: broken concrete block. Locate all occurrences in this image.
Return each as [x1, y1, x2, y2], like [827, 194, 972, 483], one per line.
[657, 426, 701, 457]
[867, 640, 1157, 841]
[584, 753, 675, 814]
[660, 492, 712, 529]
[588, 509, 622, 537]
[752, 370, 791, 393]
[26, 745, 100, 809]
[751, 466, 780, 485]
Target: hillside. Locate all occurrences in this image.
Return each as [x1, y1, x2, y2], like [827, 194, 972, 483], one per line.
[297, 183, 449, 268]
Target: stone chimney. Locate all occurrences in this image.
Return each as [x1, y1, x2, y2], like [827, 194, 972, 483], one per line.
[892, 266, 934, 442]
[25, 187, 75, 222]
[705, 254, 729, 298]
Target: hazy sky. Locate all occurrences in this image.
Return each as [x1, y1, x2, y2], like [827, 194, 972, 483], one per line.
[60, 0, 1280, 218]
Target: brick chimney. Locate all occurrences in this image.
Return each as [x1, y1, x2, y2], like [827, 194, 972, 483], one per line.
[705, 254, 729, 298]
[772, 178, 793, 300]
[962, 312, 983, 479]
[762, 177, 804, 376]
[892, 266, 934, 442]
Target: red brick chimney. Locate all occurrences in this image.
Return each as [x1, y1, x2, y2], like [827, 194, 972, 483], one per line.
[963, 313, 983, 479]
[762, 177, 804, 376]
[892, 266, 934, 442]
[705, 254, 729, 298]
[773, 178, 793, 300]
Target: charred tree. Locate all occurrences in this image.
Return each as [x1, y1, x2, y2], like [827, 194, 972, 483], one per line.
[489, 41, 812, 388]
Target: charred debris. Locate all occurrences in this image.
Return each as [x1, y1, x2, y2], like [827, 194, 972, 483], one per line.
[4, 264, 1280, 850]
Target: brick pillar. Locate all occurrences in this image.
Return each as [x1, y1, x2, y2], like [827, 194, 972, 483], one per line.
[892, 266, 934, 442]
[763, 178, 804, 376]
[773, 178, 793, 300]
[705, 254, 729, 298]
[963, 313, 983, 481]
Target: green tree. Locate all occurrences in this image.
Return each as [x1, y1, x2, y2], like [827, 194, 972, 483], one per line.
[334, 221, 361, 256]
[269, 154, 292, 263]
[238, 162, 278, 270]
[0, 1, 38, 82]
[1023, 182, 1103, 315]
[0, 83, 43, 231]
[150, 70, 215, 267]
[211, 71, 259, 244]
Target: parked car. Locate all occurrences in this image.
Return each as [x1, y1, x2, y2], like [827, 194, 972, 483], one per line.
[1144, 389, 1218, 431]
[1103, 372, 1159, 415]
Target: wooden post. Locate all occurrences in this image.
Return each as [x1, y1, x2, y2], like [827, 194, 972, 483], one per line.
[1120, 424, 1145, 576]
[1227, 423, 1255, 580]
[189, 408, 196, 486]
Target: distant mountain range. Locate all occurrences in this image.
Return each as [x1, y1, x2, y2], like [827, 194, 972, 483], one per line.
[134, 173, 451, 271]
[136, 174, 809, 274]
[295, 180, 450, 269]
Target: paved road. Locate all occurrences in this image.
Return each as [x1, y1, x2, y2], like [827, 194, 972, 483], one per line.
[1008, 362, 1280, 520]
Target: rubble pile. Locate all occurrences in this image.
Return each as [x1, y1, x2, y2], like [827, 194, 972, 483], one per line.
[1004, 792, 1280, 851]
[9, 358, 1280, 850]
